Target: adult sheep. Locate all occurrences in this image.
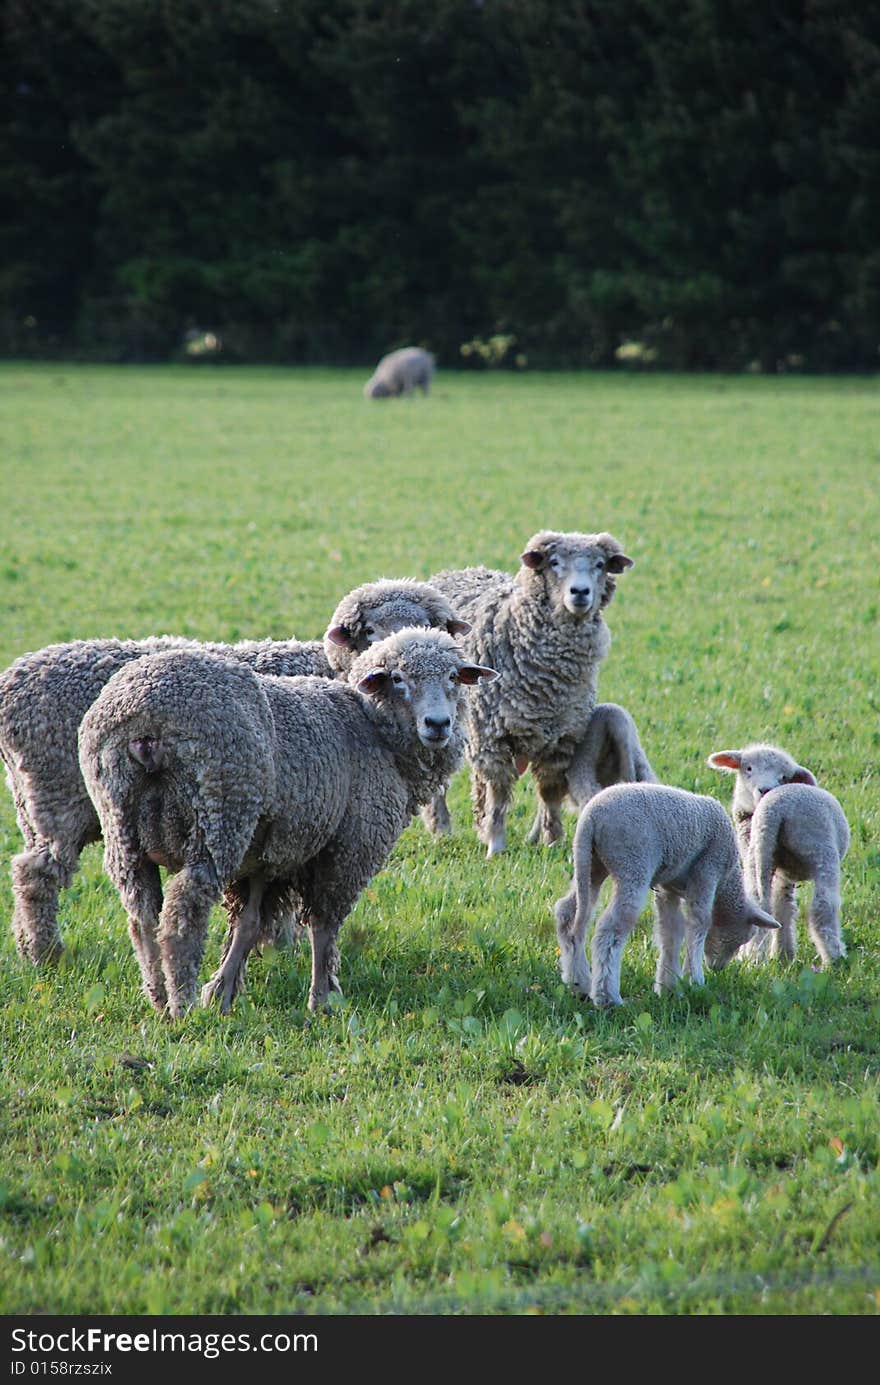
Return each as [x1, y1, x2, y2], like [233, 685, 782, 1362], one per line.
[363, 347, 435, 398]
[0, 580, 466, 966]
[77, 631, 497, 1016]
[427, 529, 634, 856]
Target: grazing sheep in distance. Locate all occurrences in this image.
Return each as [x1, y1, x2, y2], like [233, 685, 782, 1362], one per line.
[553, 782, 780, 1008]
[0, 581, 465, 967]
[363, 347, 435, 398]
[707, 744, 849, 966]
[77, 631, 498, 1017]
[428, 530, 633, 856]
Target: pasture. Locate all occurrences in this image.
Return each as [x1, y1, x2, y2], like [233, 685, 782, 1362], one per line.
[0, 362, 878, 1315]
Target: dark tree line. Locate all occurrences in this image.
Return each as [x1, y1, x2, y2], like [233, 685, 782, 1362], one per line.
[3, 0, 879, 369]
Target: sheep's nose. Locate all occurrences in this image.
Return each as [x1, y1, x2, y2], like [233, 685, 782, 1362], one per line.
[423, 714, 451, 734]
[569, 585, 592, 601]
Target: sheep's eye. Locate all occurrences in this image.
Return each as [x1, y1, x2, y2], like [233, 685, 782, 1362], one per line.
[391, 671, 404, 686]
[365, 625, 375, 637]
[744, 765, 752, 773]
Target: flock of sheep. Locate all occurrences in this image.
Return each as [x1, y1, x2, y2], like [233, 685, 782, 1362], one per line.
[0, 511, 851, 1018]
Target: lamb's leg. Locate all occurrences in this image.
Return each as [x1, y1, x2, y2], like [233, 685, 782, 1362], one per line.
[201, 875, 267, 1012]
[807, 861, 845, 967]
[158, 864, 220, 1018]
[653, 889, 687, 994]
[743, 842, 775, 964]
[421, 790, 452, 836]
[591, 880, 649, 1008]
[10, 843, 71, 966]
[554, 854, 606, 998]
[768, 876, 798, 961]
[681, 898, 712, 988]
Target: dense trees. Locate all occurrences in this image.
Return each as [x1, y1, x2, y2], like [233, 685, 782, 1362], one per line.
[3, 0, 879, 368]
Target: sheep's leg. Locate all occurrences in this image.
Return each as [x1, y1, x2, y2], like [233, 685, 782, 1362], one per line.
[526, 768, 567, 847]
[120, 860, 167, 1012]
[306, 916, 344, 1013]
[474, 760, 517, 858]
[10, 842, 71, 966]
[765, 876, 797, 961]
[554, 855, 606, 998]
[201, 875, 267, 1012]
[591, 880, 649, 1008]
[807, 863, 845, 967]
[653, 889, 687, 994]
[421, 790, 452, 836]
[158, 864, 220, 1018]
[470, 772, 488, 843]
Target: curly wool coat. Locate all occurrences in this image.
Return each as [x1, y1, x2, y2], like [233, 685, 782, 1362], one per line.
[77, 629, 494, 1017]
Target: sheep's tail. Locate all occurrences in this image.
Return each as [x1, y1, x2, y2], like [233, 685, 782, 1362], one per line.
[747, 805, 780, 915]
[128, 736, 165, 773]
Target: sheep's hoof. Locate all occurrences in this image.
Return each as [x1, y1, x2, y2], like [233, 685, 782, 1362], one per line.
[32, 938, 65, 967]
[486, 835, 506, 859]
[200, 976, 235, 1013]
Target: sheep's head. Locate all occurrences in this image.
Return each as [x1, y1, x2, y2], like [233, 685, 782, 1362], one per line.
[364, 377, 392, 399]
[351, 628, 497, 748]
[707, 743, 816, 810]
[518, 530, 633, 618]
[324, 580, 471, 677]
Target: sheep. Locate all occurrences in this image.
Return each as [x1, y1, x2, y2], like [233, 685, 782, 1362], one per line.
[0, 580, 465, 967]
[427, 530, 634, 856]
[552, 782, 780, 1007]
[707, 744, 849, 966]
[77, 630, 498, 1017]
[323, 577, 470, 676]
[363, 347, 435, 399]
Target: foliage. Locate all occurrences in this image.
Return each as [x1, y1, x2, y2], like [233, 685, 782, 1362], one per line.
[2, 2, 880, 367]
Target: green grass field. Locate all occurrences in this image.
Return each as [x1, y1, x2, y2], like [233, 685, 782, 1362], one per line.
[1, 363, 879, 1315]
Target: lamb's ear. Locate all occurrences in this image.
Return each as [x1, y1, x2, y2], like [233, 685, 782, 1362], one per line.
[457, 663, 499, 685]
[707, 751, 743, 772]
[520, 548, 546, 570]
[446, 617, 472, 637]
[356, 669, 390, 696]
[326, 624, 356, 649]
[790, 766, 818, 786]
[606, 553, 634, 573]
[751, 906, 781, 931]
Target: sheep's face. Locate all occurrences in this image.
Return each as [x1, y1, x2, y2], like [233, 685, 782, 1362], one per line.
[354, 632, 497, 749]
[325, 586, 471, 675]
[707, 745, 817, 809]
[520, 531, 633, 618]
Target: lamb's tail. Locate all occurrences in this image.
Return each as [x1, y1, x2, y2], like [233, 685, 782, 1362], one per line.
[747, 802, 781, 914]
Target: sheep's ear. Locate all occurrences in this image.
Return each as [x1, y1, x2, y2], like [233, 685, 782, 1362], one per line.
[707, 751, 742, 771]
[606, 553, 634, 573]
[790, 767, 818, 786]
[356, 669, 389, 696]
[326, 624, 356, 649]
[751, 906, 781, 931]
[447, 617, 472, 637]
[457, 663, 499, 685]
[520, 548, 546, 570]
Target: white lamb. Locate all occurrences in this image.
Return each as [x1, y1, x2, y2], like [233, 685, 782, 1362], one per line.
[553, 782, 780, 1008]
[707, 744, 849, 966]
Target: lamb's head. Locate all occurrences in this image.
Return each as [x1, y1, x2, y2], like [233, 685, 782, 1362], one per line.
[324, 579, 471, 678]
[518, 530, 633, 619]
[351, 628, 497, 749]
[707, 743, 816, 811]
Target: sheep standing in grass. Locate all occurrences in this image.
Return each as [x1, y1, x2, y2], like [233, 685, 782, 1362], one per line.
[553, 782, 780, 1008]
[0, 581, 465, 967]
[428, 530, 634, 856]
[363, 347, 435, 398]
[707, 744, 849, 966]
[77, 631, 497, 1016]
